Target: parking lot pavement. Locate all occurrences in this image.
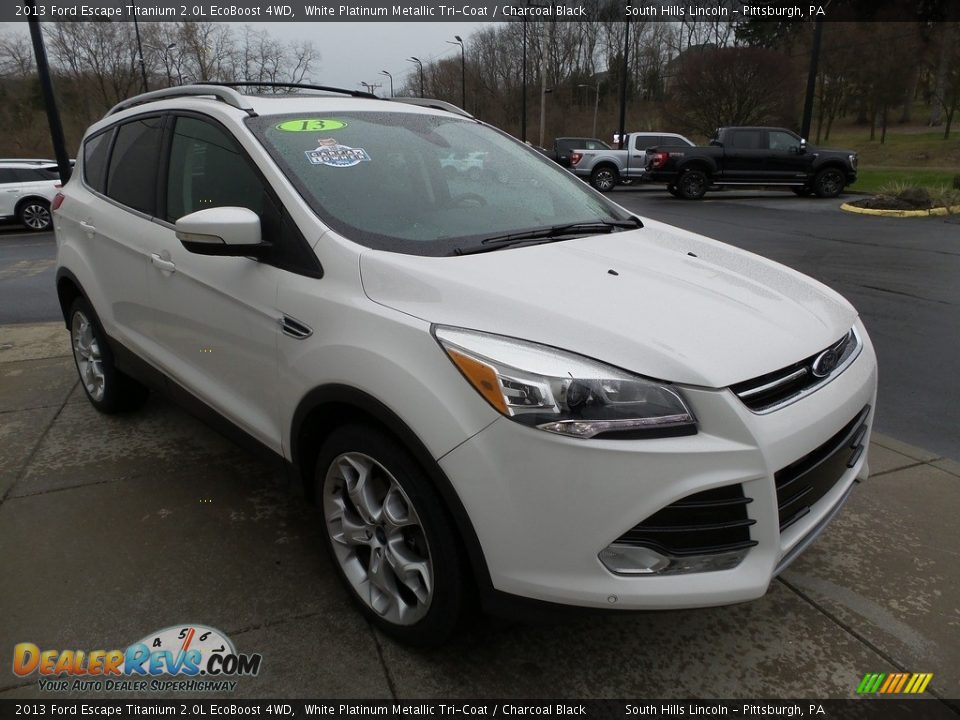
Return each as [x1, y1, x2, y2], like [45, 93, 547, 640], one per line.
[1, 322, 958, 701]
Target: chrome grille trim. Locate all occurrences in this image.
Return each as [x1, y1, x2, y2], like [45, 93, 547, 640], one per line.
[731, 326, 862, 414]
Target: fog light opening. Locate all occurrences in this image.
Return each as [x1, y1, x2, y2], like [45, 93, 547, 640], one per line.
[598, 543, 749, 576]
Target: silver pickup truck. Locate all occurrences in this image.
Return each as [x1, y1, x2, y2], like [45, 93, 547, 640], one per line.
[570, 132, 694, 191]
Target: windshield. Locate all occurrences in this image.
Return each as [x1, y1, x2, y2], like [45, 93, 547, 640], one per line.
[247, 111, 631, 256]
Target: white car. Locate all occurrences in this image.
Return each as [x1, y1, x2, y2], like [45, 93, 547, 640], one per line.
[0, 161, 61, 231]
[54, 85, 877, 645]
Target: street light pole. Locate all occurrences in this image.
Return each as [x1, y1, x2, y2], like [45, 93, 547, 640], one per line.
[578, 83, 600, 138]
[447, 36, 465, 110]
[25, 0, 71, 183]
[408, 57, 424, 97]
[617, 16, 630, 149]
[379, 70, 394, 97]
[800, 19, 824, 142]
[131, 0, 148, 92]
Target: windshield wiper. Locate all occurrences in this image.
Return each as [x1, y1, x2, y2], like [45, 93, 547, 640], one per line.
[452, 217, 642, 256]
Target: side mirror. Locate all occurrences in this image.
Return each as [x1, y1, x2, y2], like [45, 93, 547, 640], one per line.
[175, 207, 270, 258]
[797, 139, 807, 154]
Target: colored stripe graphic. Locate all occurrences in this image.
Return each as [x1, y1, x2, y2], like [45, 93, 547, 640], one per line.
[857, 672, 933, 694]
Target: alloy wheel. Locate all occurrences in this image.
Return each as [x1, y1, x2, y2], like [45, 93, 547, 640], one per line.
[22, 203, 51, 231]
[71, 310, 106, 402]
[323, 451, 434, 625]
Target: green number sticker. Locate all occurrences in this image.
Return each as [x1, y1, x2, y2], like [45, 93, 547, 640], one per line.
[276, 119, 347, 132]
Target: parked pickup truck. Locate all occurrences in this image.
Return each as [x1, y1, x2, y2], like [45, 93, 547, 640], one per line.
[548, 137, 610, 168]
[570, 132, 694, 191]
[644, 126, 858, 200]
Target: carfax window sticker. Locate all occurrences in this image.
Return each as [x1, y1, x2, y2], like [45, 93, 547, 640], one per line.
[276, 118, 347, 132]
[305, 138, 372, 168]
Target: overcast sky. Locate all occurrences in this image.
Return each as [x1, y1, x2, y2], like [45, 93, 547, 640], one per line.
[261, 22, 492, 93]
[0, 21, 492, 96]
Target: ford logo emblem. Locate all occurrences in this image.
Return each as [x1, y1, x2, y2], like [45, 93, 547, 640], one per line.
[812, 348, 840, 378]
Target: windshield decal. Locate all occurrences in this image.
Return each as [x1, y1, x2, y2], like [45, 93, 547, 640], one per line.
[277, 118, 347, 132]
[305, 138, 371, 168]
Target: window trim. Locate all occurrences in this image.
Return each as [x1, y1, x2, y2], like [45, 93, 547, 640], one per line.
[104, 114, 166, 216]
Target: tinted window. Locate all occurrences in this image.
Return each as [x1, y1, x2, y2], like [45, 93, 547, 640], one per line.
[768, 130, 799, 151]
[730, 131, 761, 150]
[166, 116, 264, 222]
[83, 131, 111, 193]
[0, 168, 19, 184]
[107, 117, 163, 214]
[15, 168, 57, 182]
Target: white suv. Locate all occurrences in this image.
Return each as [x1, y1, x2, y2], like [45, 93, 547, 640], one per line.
[55, 85, 877, 645]
[0, 161, 61, 231]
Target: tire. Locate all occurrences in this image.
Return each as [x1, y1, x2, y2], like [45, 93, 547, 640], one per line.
[791, 186, 813, 197]
[667, 184, 681, 197]
[315, 424, 466, 646]
[812, 168, 845, 198]
[17, 198, 52, 232]
[590, 165, 619, 192]
[677, 169, 709, 200]
[68, 297, 149, 414]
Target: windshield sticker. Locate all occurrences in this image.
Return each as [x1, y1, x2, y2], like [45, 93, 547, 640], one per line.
[305, 138, 371, 168]
[277, 118, 347, 132]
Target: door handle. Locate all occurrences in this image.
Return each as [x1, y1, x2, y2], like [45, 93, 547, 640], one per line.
[150, 253, 176, 273]
[79, 220, 96, 231]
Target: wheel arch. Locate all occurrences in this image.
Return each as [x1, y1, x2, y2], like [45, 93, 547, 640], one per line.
[677, 159, 715, 177]
[291, 383, 494, 596]
[15, 194, 52, 214]
[55, 267, 87, 329]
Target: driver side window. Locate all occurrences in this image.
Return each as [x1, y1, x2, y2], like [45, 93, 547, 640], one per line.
[166, 116, 265, 223]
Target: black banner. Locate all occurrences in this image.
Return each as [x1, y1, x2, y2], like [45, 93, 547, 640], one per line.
[5, 0, 960, 23]
[1, 700, 959, 720]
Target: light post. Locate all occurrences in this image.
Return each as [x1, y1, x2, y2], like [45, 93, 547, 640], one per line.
[379, 70, 394, 97]
[539, 84, 553, 148]
[131, 0, 148, 92]
[578, 83, 600, 138]
[446, 35, 465, 110]
[407, 57, 424, 97]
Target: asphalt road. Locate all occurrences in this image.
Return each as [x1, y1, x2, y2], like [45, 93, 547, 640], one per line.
[1, 193, 957, 460]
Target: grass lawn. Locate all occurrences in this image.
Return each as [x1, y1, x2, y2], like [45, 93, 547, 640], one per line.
[853, 167, 960, 194]
[819, 129, 960, 169]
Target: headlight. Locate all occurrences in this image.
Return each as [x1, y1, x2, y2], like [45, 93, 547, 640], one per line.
[849, 153, 858, 169]
[434, 326, 696, 439]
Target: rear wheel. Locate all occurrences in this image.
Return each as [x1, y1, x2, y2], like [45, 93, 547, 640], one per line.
[68, 297, 149, 414]
[18, 199, 52, 231]
[813, 168, 845, 198]
[316, 425, 466, 646]
[677, 169, 709, 200]
[590, 166, 619, 192]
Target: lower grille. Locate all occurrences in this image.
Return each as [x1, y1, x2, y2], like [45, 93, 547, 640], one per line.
[776, 405, 870, 531]
[615, 484, 758, 557]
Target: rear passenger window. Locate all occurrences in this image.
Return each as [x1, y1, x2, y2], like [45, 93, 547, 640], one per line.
[0, 168, 19, 184]
[83, 131, 111, 193]
[107, 117, 163, 214]
[730, 131, 761, 150]
[166, 116, 264, 222]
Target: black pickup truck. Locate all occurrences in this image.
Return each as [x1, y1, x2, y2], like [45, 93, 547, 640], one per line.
[644, 126, 858, 200]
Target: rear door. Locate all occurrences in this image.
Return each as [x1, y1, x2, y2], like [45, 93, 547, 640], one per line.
[0, 168, 22, 218]
[722, 129, 767, 180]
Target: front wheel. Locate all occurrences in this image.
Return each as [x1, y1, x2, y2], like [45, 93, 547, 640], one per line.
[677, 169, 709, 200]
[18, 199, 52, 231]
[590, 166, 619, 192]
[316, 425, 466, 646]
[812, 168, 846, 198]
[68, 297, 149, 413]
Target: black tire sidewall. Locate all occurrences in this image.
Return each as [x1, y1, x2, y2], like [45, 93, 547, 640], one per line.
[679, 170, 708, 200]
[591, 166, 618, 192]
[18, 199, 52, 232]
[814, 168, 845, 198]
[314, 424, 465, 646]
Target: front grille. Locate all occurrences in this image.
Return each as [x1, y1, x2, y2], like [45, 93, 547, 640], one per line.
[732, 328, 861, 413]
[776, 405, 870, 531]
[615, 484, 758, 557]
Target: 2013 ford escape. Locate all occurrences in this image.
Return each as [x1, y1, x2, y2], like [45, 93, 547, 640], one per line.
[54, 84, 877, 645]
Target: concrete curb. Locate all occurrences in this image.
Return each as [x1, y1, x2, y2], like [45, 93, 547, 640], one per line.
[840, 202, 960, 218]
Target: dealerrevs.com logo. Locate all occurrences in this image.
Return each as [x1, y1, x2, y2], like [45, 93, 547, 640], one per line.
[13, 624, 262, 693]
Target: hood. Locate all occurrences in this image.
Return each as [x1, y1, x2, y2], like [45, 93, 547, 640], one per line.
[359, 219, 857, 388]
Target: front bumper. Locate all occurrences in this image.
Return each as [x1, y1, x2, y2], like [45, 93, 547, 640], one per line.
[439, 323, 877, 610]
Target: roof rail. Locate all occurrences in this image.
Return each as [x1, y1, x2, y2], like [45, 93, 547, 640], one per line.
[389, 97, 474, 118]
[106, 85, 256, 118]
[200, 81, 377, 99]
